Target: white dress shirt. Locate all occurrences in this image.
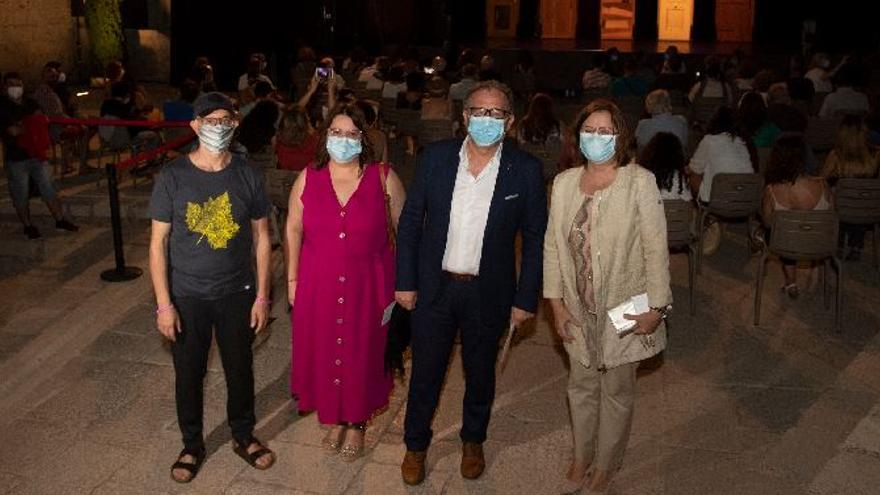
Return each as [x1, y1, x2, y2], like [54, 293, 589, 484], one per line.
[442, 139, 503, 275]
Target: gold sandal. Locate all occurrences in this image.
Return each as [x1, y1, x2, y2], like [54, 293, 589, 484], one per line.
[339, 423, 366, 462]
[322, 424, 346, 454]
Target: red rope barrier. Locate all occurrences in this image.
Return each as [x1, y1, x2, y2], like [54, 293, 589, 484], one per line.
[115, 132, 197, 171]
[48, 116, 192, 128]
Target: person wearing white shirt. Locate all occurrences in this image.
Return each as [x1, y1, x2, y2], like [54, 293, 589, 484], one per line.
[687, 106, 756, 202]
[449, 63, 479, 101]
[805, 53, 848, 94]
[394, 81, 547, 486]
[818, 66, 869, 118]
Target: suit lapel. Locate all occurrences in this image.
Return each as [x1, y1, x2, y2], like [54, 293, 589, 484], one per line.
[484, 143, 514, 236]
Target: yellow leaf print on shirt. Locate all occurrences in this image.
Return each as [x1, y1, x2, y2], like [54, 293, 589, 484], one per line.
[185, 192, 240, 249]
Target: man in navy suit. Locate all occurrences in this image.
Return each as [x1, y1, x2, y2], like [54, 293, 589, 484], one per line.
[395, 81, 547, 485]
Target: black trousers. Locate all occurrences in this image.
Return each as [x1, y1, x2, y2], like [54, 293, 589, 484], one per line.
[172, 289, 256, 451]
[404, 278, 506, 452]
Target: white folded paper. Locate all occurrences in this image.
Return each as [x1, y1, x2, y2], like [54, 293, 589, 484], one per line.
[607, 293, 650, 336]
[382, 301, 396, 326]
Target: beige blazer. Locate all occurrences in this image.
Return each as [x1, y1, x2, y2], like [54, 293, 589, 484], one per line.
[543, 164, 672, 370]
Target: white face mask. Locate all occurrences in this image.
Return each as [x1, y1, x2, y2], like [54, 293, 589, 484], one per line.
[57, 72, 66, 83]
[7, 86, 23, 100]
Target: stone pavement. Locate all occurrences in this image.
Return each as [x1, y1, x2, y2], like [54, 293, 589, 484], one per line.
[1, 170, 879, 494]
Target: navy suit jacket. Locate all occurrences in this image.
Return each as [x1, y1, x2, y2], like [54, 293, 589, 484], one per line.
[395, 138, 548, 328]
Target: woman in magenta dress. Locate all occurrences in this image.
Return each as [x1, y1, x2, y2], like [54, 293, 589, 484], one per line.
[285, 102, 406, 461]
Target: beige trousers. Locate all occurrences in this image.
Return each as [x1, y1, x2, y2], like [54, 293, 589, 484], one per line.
[567, 341, 637, 471]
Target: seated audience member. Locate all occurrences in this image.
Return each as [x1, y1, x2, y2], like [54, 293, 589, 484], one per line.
[688, 106, 757, 202]
[241, 80, 277, 117]
[44, 61, 75, 115]
[356, 100, 388, 163]
[421, 76, 453, 120]
[581, 53, 611, 91]
[381, 65, 407, 99]
[819, 115, 879, 181]
[163, 79, 200, 122]
[635, 89, 688, 152]
[132, 85, 161, 122]
[786, 55, 815, 104]
[738, 91, 781, 149]
[238, 53, 275, 93]
[237, 100, 280, 170]
[610, 57, 649, 98]
[34, 62, 85, 171]
[766, 83, 808, 133]
[761, 135, 832, 297]
[449, 63, 478, 101]
[100, 82, 159, 147]
[1, 72, 79, 239]
[654, 54, 692, 94]
[733, 58, 758, 91]
[819, 65, 869, 118]
[604, 47, 623, 77]
[275, 106, 318, 171]
[688, 56, 733, 105]
[478, 54, 503, 82]
[429, 55, 449, 80]
[514, 93, 561, 146]
[819, 115, 879, 260]
[103, 60, 128, 98]
[510, 49, 536, 100]
[360, 56, 390, 90]
[805, 52, 846, 94]
[397, 71, 426, 110]
[34, 63, 67, 120]
[640, 132, 693, 202]
[660, 46, 687, 74]
[750, 69, 778, 103]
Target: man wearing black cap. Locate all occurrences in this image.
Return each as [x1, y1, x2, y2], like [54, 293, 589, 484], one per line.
[148, 92, 275, 483]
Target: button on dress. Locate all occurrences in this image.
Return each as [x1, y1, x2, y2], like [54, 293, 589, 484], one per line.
[291, 164, 395, 424]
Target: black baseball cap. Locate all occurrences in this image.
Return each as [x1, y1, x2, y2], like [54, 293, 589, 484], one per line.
[193, 92, 236, 118]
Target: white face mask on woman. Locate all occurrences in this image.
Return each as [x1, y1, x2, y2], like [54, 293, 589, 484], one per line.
[7, 86, 24, 100]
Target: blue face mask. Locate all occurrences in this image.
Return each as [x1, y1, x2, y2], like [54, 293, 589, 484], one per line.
[326, 136, 362, 163]
[579, 132, 617, 164]
[468, 116, 506, 147]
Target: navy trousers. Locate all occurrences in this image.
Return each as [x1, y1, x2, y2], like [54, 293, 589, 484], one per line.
[403, 277, 506, 451]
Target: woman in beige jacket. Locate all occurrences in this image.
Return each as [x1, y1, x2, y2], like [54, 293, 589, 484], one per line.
[544, 99, 672, 493]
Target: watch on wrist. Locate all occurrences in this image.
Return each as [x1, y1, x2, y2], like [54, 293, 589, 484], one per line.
[650, 304, 672, 320]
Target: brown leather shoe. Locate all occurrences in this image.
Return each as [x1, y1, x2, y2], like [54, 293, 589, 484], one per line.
[401, 450, 427, 486]
[460, 442, 485, 480]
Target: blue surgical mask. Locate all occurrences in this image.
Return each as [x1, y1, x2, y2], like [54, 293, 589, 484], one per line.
[198, 123, 235, 154]
[579, 132, 617, 164]
[468, 116, 505, 147]
[326, 136, 362, 163]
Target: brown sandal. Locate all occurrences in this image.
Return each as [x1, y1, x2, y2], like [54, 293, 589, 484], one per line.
[233, 437, 275, 470]
[170, 446, 206, 483]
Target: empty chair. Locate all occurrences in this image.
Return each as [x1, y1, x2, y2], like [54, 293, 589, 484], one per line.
[834, 178, 880, 273]
[754, 210, 842, 332]
[418, 119, 454, 146]
[696, 173, 765, 272]
[664, 199, 697, 315]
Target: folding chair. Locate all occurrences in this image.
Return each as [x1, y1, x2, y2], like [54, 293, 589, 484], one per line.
[665, 199, 698, 315]
[834, 178, 880, 276]
[754, 210, 841, 332]
[696, 173, 765, 272]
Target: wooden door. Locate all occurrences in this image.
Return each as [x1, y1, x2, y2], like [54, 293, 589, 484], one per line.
[487, 0, 520, 38]
[715, 0, 753, 42]
[540, 0, 577, 39]
[600, 0, 635, 40]
[657, 0, 692, 41]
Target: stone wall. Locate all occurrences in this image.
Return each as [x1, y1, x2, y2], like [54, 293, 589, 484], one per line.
[0, 0, 76, 84]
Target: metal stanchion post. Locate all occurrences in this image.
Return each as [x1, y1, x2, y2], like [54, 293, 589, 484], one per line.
[100, 163, 143, 282]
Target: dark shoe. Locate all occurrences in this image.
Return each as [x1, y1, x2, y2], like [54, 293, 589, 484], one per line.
[170, 446, 206, 484]
[233, 437, 275, 470]
[55, 219, 79, 232]
[23, 225, 41, 240]
[461, 442, 485, 480]
[401, 450, 427, 486]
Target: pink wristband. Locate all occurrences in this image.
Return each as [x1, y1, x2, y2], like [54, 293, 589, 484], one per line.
[156, 304, 174, 314]
[256, 296, 272, 306]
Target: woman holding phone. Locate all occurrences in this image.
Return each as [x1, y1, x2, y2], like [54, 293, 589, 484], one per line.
[543, 99, 672, 493]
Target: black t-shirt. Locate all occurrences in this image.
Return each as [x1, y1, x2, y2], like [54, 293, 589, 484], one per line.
[149, 154, 270, 299]
[0, 95, 39, 162]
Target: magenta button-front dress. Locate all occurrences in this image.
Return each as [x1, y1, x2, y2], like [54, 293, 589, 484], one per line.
[291, 163, 395, 424]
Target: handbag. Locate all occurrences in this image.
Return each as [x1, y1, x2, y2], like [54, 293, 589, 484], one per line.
[378, 164, 411, 377]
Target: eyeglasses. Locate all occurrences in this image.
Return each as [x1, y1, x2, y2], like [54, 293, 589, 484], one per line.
[199, 117, 237, 126]
[467, 107, 511, 119]
[580, 126, 617, 136]
[327, 128, 363, 140]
